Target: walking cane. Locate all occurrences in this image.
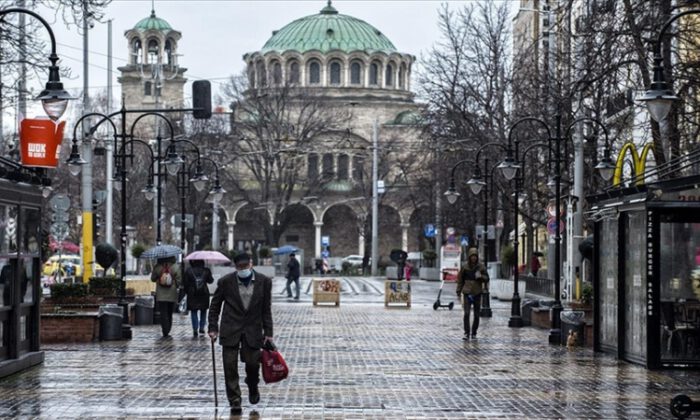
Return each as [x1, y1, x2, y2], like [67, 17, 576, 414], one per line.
[210, 337, 218, 408]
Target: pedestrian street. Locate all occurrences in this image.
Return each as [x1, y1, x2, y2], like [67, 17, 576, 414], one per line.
[0, 277, 698, 419]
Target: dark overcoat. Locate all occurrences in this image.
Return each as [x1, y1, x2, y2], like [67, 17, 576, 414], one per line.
[208, 270, 273, 349]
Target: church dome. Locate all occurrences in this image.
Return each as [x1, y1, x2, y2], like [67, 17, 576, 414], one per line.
[260, 3, 396, 54]
[133, 10, 172, 31]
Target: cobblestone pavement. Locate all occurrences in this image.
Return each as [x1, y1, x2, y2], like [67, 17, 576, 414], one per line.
[2, 277, 699, 419]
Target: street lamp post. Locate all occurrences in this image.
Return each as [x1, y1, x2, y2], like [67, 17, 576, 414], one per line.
[0, 8, 73, 121]
[163, 139, 206, 254]
[500, 116, 615, 340]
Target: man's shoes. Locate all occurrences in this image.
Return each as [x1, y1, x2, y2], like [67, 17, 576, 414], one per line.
[471, 334, 477, 340]
[462, 333, 470, 341]
[287, 295, 293, 298]
[192, 330, 198, 338]
[294, 296, 299, 300]
[249, 384, 260, 405]
[199, 328, 205, 334]
[230, 406, 242, 415]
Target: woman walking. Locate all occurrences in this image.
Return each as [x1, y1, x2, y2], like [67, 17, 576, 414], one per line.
[183, 259, 214, 338]
[151, 256, 181, 338]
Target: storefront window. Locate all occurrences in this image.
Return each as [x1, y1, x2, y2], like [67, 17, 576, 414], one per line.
[659, 221, 700, 361]
[22, 208, 40, 255]
[0, 258, 9, 307]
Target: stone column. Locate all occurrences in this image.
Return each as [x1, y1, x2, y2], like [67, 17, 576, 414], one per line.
[226, 221, 236, 251]
[401, 223, 410, 251]
[314, 221, 323, 258]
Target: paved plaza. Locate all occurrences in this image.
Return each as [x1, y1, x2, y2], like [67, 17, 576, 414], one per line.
[1, 277, 699, 419]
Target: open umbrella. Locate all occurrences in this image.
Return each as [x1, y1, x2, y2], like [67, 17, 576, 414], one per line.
[185, 250, 230, 264]
[140, 244, 182, 260]
[49, 239, 80, 254]
[274, 245, 299, 255]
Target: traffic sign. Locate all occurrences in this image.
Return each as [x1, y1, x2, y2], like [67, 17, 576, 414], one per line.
[321, 236, 330, 246]
[424, 224, 436, 238]
[546, 217, 565, 235]
[321, 250, 330, 258]
[50, 222, 69, 241]
[460, 235, 469, 246]
[49, 194, 70, 211]
[51, 212, 69, 223]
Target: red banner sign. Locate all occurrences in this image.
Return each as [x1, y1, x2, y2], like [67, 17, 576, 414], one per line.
[19, 118, 66, 168]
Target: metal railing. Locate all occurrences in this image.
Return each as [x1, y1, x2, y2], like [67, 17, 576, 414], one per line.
[523, 275, 554, 299]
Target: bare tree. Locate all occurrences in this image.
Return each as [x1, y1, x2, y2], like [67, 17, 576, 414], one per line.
[213, 74, 353, 245]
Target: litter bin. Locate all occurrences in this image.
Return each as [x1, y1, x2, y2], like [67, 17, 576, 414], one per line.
[99, 304, 124, 341]
[560, 310, 585, 346]
[134, 295, 154, 326]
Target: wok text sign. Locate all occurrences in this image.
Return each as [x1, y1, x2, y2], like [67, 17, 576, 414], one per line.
[20, 118, 66, 168]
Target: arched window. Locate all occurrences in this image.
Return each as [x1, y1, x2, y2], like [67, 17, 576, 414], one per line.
[399, 63, 406, 88]
[322, 153, 334, 179]
[288, 61, 300, 84]
[350, 61, 362, 85]
[385, 63, 394, 88]
[329, 61, 341, 85]
[337, 154, 349, 180]
[369, 62, 379, 86]
[309, 60, 321, 85]
[248, 66, 256, 88]
[131, 39, 142, 64]
[307, 154, 319, 181]
[272, 61, 282, 85]
[147, 39, 159, 64]
[165, 39, 174, 65]
[352, 156, 364, 181]
[144, 81, 152, 96]
[256, 61, 267, 86]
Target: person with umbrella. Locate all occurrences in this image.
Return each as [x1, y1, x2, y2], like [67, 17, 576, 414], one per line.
[150, 256, 182, 338]
[183, 259, 214, 338]
[208, 253, 273, 416]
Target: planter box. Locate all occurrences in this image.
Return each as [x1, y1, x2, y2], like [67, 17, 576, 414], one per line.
[419, 267, 441, 281]
[41, 312, 99, 343]
[385, 280, 411, 307]
[312, 279, 340, 306]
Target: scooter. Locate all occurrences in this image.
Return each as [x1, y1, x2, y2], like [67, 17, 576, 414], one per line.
[433, 280, 454, 310]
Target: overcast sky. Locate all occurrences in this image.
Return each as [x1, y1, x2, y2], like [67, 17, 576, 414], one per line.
[41, 0, 487, 108]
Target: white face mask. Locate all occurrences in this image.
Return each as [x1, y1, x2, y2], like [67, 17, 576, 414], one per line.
[238, 268, 252, 278]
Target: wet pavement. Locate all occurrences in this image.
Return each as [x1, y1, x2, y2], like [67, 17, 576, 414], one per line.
[1, 276, 699, 419]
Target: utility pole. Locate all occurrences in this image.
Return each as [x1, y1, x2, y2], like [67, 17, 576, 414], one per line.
[370, 119, 379, 277]
[105, 19, 114, 245]
[80, 0, 94, 282]
[17, 0, 26, 132]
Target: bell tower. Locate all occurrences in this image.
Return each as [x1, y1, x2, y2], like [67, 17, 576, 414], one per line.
[117, 8, 187, 139]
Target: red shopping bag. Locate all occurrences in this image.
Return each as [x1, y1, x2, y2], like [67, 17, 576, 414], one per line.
[261, 342, 289, 383]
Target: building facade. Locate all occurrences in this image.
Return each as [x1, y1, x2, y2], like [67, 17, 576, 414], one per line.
[220, 2, 428, 271]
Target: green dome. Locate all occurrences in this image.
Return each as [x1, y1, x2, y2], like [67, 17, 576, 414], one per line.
[134, 10, 172, 31]
[260, 3, 396, 54]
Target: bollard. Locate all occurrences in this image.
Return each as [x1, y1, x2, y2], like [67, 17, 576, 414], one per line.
[671, 394, 700, 419]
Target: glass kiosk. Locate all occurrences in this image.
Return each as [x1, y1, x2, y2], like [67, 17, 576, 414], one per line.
[591, 174, 700, 368]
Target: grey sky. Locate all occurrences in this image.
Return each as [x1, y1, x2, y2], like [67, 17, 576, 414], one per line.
[43, 0, 481, 109]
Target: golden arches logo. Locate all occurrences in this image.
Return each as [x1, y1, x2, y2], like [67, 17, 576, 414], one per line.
[612, 142, 656, 187]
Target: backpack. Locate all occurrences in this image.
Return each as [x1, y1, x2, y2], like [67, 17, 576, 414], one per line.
[159, 266, 173, 287]
[194, 269, 207, 292]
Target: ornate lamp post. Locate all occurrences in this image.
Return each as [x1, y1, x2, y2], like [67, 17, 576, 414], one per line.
[500, 116, 615, 340]
[637, 10, 700, 122]
[0, 8, 73, 121]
